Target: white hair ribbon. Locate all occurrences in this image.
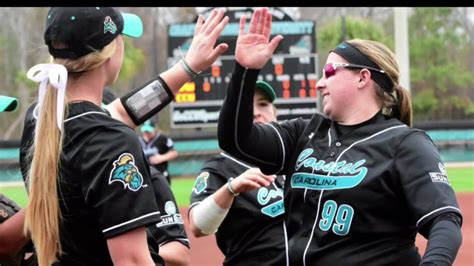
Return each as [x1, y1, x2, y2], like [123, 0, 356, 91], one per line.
[27, 64, 68, 131]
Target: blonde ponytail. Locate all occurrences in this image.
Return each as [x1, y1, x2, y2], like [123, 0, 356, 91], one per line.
[24, 87, 67, 266]
[24, 39, 116, 266]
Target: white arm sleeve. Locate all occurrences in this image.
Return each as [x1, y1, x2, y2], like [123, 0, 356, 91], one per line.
[191, 194, 229, 235]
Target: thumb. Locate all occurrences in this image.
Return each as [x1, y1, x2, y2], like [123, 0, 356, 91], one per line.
[208, 43, 229, 62]
[268, 35, 284, 54]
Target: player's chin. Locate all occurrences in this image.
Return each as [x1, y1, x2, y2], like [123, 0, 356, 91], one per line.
[322, 104, 332, 117]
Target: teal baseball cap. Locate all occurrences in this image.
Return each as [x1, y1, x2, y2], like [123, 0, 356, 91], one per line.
[0, 95, 18, 112]
[140, 120, 155, 133]
[256, 81, 276, 102]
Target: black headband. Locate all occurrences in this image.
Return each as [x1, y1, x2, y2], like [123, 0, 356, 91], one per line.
[331, 42, 394, 92]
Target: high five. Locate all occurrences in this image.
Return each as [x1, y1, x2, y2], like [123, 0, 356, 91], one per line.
[218, 7, 462, 266]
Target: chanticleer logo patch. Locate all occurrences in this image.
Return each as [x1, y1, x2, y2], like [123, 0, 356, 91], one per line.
[109, 153, 144, 191]
[103, 16, 117, 34]
[192, 172, 209, 194]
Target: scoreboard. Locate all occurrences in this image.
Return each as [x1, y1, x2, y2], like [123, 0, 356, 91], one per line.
[168, 8, 319, 128]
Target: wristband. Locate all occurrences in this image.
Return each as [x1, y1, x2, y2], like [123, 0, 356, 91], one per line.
[120, 76, 173, 125]
[191, 194, 229, 235]
[227, 177, 240, 196]
[180, 59, 201, 79]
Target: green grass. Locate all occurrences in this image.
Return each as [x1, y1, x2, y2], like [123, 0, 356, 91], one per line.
[171, 177, 196, 207]
[0, 178, 197, 208]
[2, 167, 472, 208]
[447, 167, 474, 192]
[1, 185, 28, 207]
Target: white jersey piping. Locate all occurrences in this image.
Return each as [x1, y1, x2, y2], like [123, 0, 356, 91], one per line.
[416, 206, 462, 227]
[103, 211, 161, 233]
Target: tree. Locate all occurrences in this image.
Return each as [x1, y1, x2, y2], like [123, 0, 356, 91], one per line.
[409, 7, 474, 120]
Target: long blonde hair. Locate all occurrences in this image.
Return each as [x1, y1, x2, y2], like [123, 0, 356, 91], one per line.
[347, 39, 413, 127]
[24, 40, 116, 266]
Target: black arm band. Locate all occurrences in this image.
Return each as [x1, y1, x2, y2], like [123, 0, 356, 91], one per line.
[120, 76, 174, 126]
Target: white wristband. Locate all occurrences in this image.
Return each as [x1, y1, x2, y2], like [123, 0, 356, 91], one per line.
[227, 177, 240, 196]
[192, 194, 229, 235]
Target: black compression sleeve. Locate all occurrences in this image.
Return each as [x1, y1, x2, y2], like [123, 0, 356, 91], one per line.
[420, 213, 462, 265]
[218, 62, 257, 154]
[217, 62, 283, 173]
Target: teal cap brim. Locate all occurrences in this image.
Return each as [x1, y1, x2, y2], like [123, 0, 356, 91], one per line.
[0, 95, 18, 112]
[140, 124, 155, 133]
[122, 13, 143, 38]
[256, 81, 276, 102]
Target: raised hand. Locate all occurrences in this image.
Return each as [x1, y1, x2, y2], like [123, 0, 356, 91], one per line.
[185, 8, 229, 73]
[230, 168, 275, 194]
[235, 8, 283, 69]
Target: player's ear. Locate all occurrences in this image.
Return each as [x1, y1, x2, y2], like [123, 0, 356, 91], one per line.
[357, 69, 371, 88]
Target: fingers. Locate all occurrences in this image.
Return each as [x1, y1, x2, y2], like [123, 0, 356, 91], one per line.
[241, 168, 275, 186]
[239, 15, 247, 36]
[262, 10, 272, 42]
[210, 15, 229, 41]
[203, 8, 225, 35]
[268, 35, 284, 54]
[194, 15, 204, 36]
[199, 9, 214, 34]
[248, 8, 262, 34]
[208, 43, 229, 62]
[255, 9, 264, 34]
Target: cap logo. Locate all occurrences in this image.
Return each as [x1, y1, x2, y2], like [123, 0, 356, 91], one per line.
[104, 16, 117, 34]
[337, 43, 348, 49]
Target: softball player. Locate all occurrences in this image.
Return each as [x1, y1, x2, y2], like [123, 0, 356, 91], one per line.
[101, 90, 190, 265]
[139, 121, 178, 185]
[0, 96, 32, 265]
[147, 167, 190, 266]
[218, 8, 462, 265]
[189, 81, 287, 266]
[19, 7, 228, 265]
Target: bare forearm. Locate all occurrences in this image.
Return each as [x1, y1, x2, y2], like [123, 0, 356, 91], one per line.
[107, 227, 154, 266]
[0, 208, 29, 257]
[159, 241, 190, 266]
[162, 150, 178, 162]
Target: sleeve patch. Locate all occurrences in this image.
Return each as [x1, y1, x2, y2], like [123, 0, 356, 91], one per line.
[166, 138, 174, 147]
[192, 172, 209, 195]
[109, 153, 144, 191]
[429, 162, 450, 185]
[164, 200, 177, 215]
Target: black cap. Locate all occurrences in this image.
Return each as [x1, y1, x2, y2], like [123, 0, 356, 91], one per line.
[44, 7, 143, 59]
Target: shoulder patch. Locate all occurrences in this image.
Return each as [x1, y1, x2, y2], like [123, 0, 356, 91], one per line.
[109, 153, 144, 191]
[192, 172, 209, 194]
[429, 162, 450, 185]
[164, 200, 177, 215]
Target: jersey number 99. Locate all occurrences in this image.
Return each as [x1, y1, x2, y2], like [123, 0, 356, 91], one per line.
[318, 200, 354, 236]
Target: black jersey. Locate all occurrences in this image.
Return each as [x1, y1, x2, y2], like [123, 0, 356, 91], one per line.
[218, 63, 462, 266]
[190, 152, 287, 266]
[19, 101, 162, 265]
[139, 133, 175, 181]
[147, 167, 189, 257]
